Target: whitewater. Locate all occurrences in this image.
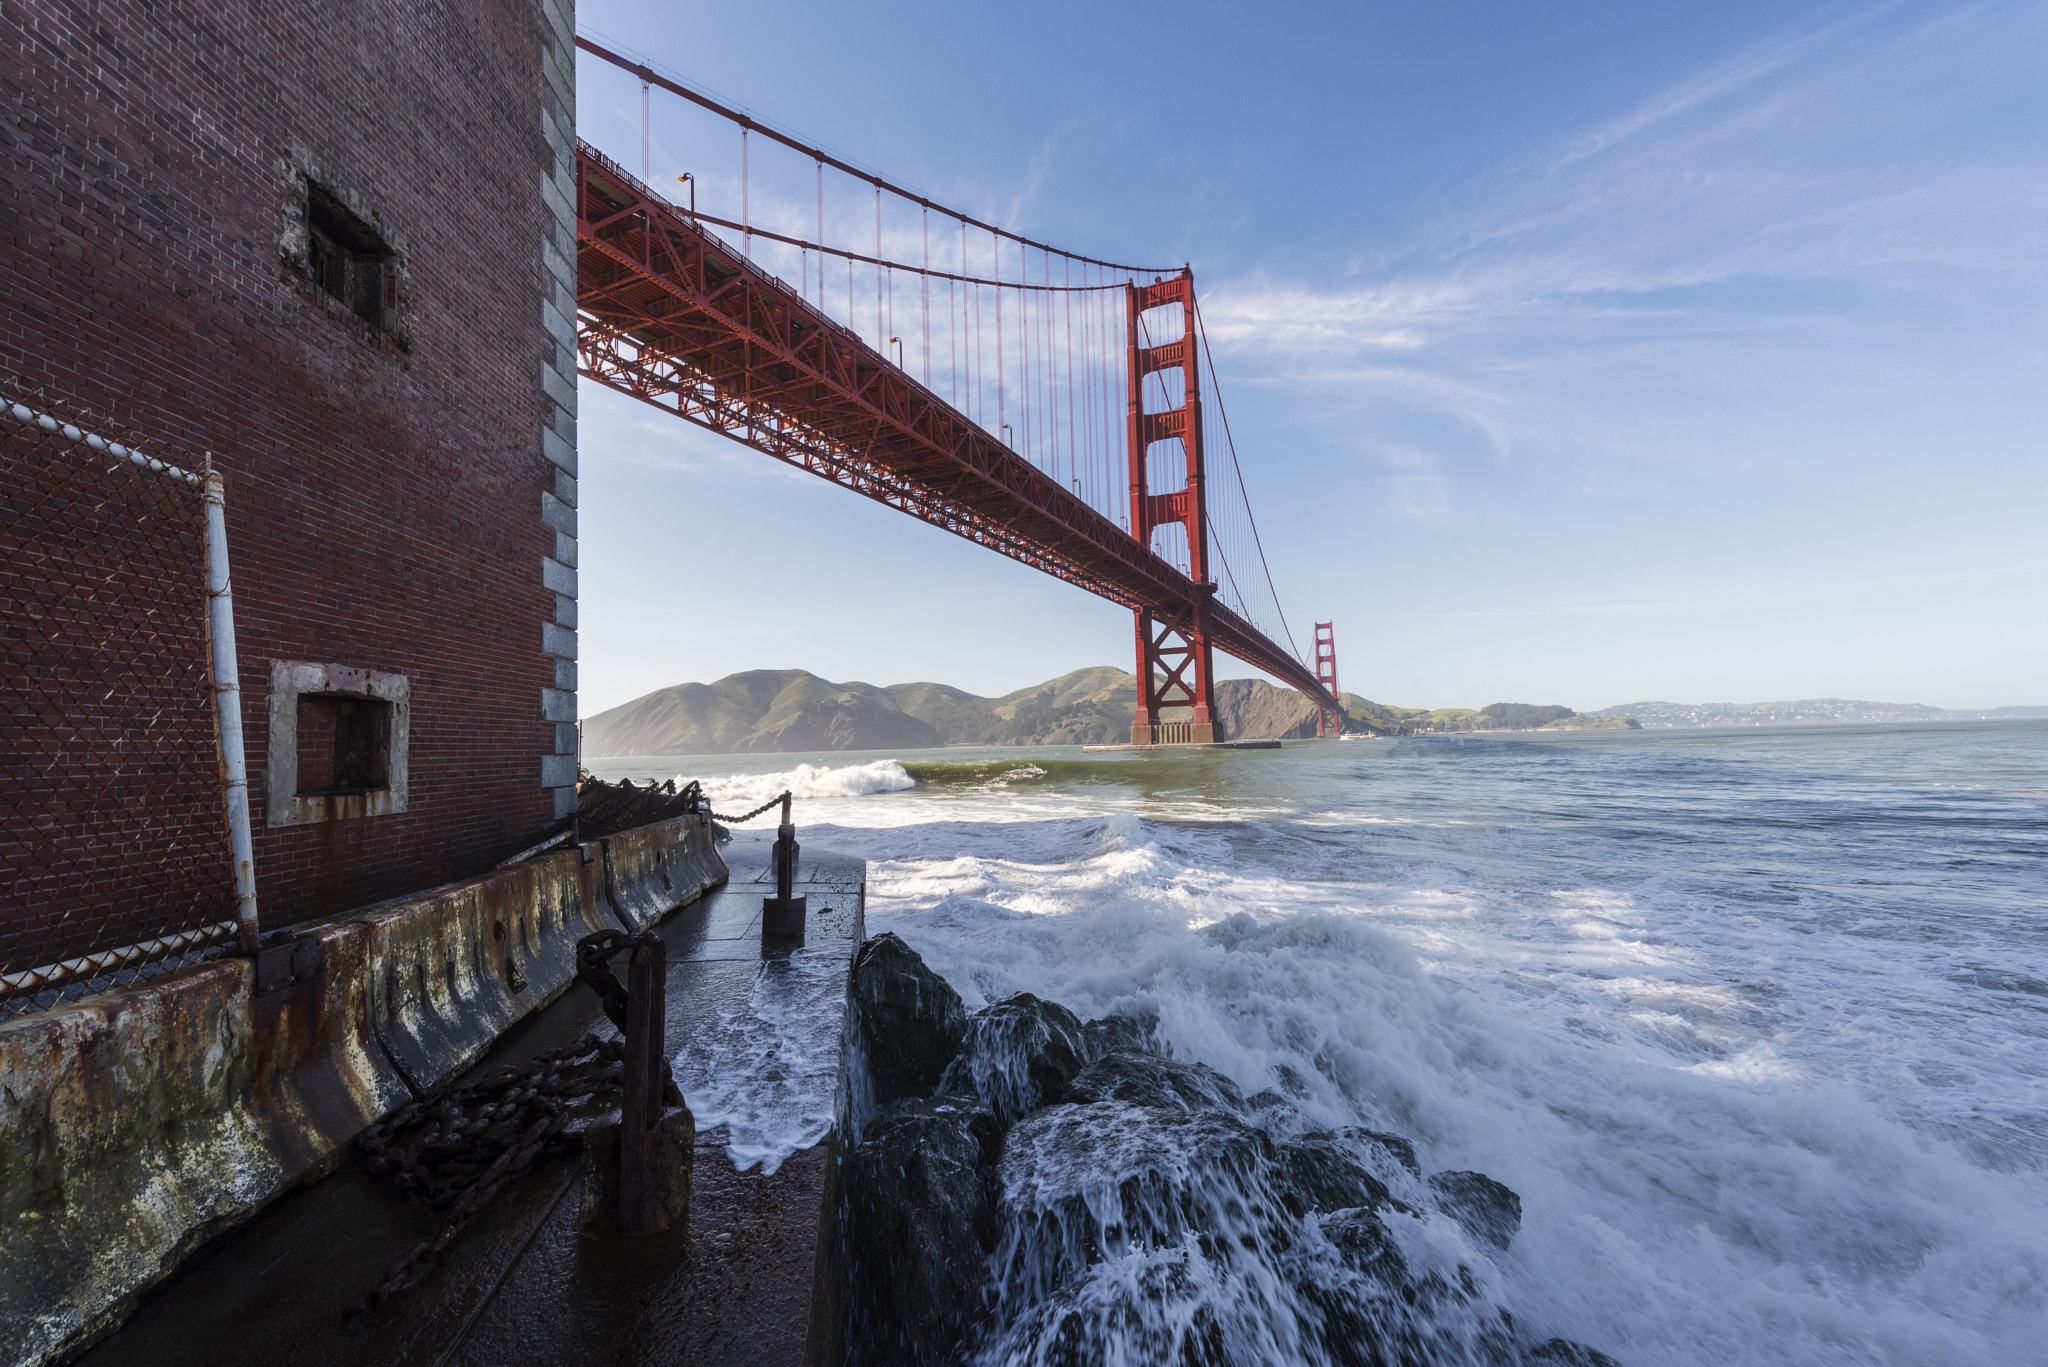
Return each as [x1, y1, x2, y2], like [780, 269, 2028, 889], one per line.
[592, 720, 2048, 1366]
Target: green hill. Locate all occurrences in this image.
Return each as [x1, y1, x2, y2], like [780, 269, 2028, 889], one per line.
[579, 668, 1636, 755]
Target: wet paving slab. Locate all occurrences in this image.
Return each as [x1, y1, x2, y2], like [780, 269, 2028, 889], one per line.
[78, 845, 863, 1367]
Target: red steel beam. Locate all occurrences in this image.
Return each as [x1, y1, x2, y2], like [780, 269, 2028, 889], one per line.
[571, 142, 1333, 706]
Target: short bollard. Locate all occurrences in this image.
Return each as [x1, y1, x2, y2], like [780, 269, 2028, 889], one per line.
[762, 791, 806, 947]
[575, 930, 692, 1237]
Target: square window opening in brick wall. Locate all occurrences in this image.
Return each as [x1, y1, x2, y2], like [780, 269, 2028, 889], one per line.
[295, 694, 393, 796]
[267, 661, 409, 826]
[306, 181, 396, 328]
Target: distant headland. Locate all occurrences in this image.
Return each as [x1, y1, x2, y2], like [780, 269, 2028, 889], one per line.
[578, 669, 1638, 756]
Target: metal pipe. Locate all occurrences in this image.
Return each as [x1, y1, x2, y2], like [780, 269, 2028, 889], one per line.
[202, 462, 260, 953]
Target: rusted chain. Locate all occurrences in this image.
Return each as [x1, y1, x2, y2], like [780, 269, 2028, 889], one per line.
[351, 932, 687, 1310]
[351, 1033, 624, 1310]
[710, 789, 791, 825]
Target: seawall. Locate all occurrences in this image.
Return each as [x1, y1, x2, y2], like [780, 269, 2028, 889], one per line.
[0, 813, 725, 1367]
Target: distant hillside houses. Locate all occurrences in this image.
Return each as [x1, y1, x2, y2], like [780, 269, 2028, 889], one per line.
[1586, 699, 2048, 728]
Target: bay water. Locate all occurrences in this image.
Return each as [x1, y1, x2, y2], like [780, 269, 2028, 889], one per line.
[592, 720, 2048, 1366]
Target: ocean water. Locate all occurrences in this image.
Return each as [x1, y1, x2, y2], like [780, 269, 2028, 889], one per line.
[593, 720, 2048, 1366]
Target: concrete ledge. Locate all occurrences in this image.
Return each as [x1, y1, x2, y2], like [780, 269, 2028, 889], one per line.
[0, 818, 728, 1367]
[65, 845, 862, 1367]
[596, 812, 727, 932]
[355, 848, 630, 1095]
[246, 918, 414, 1177]
[0, 959, 283, 1367]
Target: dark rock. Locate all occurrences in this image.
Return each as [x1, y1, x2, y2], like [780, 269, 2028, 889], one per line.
[993, 1257, 1226, 1367]
[997, 1102, 1279, 1243]
[1277, 1132, 1393, 1217]
[1062, 1050, 1247, 1113]
[1300, 1127, 1422, 1182]
[853, 933, 967, 1106]
[846, 1094, 1003, 1366]
[1348, 1127, 1422, 1178]
[940, 992, 1087, 1124]
[1360, 1129, 1421, 1178]
[1307, 1207, 1519, 1367]
[1319, 1206, 1407, 1282]
[1243, 1090, 1310, 1138]
[1428, 1169, 1523, 1252]
[1079, 1010, 1156, 1061]
[1528, 1338, 1624, 1367]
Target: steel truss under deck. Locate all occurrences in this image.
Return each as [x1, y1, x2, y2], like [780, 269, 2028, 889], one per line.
[573, 143, 1333, 711]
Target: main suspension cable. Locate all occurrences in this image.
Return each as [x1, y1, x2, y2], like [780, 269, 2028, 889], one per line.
[577, 33, 1178, 278]
[1193, 298, 1306, 666]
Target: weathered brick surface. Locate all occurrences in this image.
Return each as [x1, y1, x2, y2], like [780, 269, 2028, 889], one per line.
[0, 0, 569, 935]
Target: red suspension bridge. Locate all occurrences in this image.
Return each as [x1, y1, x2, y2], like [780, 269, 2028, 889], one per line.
[572, 38, 1344, 743]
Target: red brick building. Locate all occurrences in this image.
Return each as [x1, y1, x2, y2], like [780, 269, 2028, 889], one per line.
[2, 0, 580, 940]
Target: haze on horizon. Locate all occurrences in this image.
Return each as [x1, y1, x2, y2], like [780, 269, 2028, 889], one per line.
[569, 0, 2047, 718]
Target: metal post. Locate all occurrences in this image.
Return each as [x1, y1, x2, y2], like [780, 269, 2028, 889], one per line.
[616, 935, 665, 1233]
[763, 792, 805, 945]
[202, 460, 259, 953]
[775, 791, 795, 903]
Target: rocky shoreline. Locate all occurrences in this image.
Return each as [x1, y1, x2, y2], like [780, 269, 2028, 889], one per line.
[843, 933, 1624, 1367]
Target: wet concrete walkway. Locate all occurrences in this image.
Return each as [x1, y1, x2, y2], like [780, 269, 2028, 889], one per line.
[78, 844, 864, 1367]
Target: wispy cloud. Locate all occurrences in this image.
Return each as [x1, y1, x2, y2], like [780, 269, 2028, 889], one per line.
[1204, 2, 2048, 372]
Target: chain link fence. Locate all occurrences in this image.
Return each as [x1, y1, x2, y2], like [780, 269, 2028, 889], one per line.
[1, 390, 245, 1018]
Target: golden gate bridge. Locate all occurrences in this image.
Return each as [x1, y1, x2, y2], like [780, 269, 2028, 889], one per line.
[573, 38, 1343, 743]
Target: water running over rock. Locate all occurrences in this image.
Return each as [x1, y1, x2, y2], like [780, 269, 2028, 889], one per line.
[843, 933, 1625, 1367]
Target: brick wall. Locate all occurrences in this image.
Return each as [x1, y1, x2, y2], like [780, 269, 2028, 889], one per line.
[0, 0, 577, 931]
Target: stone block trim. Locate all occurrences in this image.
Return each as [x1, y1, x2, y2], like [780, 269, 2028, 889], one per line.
[539, 0, 579, 822]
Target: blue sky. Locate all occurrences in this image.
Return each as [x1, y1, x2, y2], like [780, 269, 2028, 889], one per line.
[571, 1, 2046, 715]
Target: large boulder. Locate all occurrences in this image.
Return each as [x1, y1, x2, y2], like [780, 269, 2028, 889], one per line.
[997, 1101, 1278, 1240]
[1319, 1206, 1407, 1283]
[1079, 1010, 1157, 1061]
[1276, 1133, 1394, 1217]
[852, 933, 968, 1106]
[940, 992, 1087, 1124]
[1428, 1169, 1523, 1252]
[1354, 1128, 1421, 1178]
[845, 1094, 1004, 1366]
[1061, 1049, 1247, 1113]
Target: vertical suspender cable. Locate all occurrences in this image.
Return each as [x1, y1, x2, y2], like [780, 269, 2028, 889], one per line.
[816, 160, 824, 310]
[1065, 257, 1077, 493]
[641, 83, 649, 181]
[994, 230, 1005, 441]
[970, 240, 978, 422]
[956, 218, 967, 410]
[1019, 240, 1030, 462]
[741, 128, 750, 259]
[922, 208, 932, 386]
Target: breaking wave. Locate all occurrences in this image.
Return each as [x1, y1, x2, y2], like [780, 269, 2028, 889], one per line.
[697, 759, 917, 808]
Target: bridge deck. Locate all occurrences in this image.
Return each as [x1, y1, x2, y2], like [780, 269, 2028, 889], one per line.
[572, 144, 1330, 704]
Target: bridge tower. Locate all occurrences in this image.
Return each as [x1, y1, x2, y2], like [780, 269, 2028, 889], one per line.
[1126, 270, 1218, 745]
[1315, 622, 1343, 737]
